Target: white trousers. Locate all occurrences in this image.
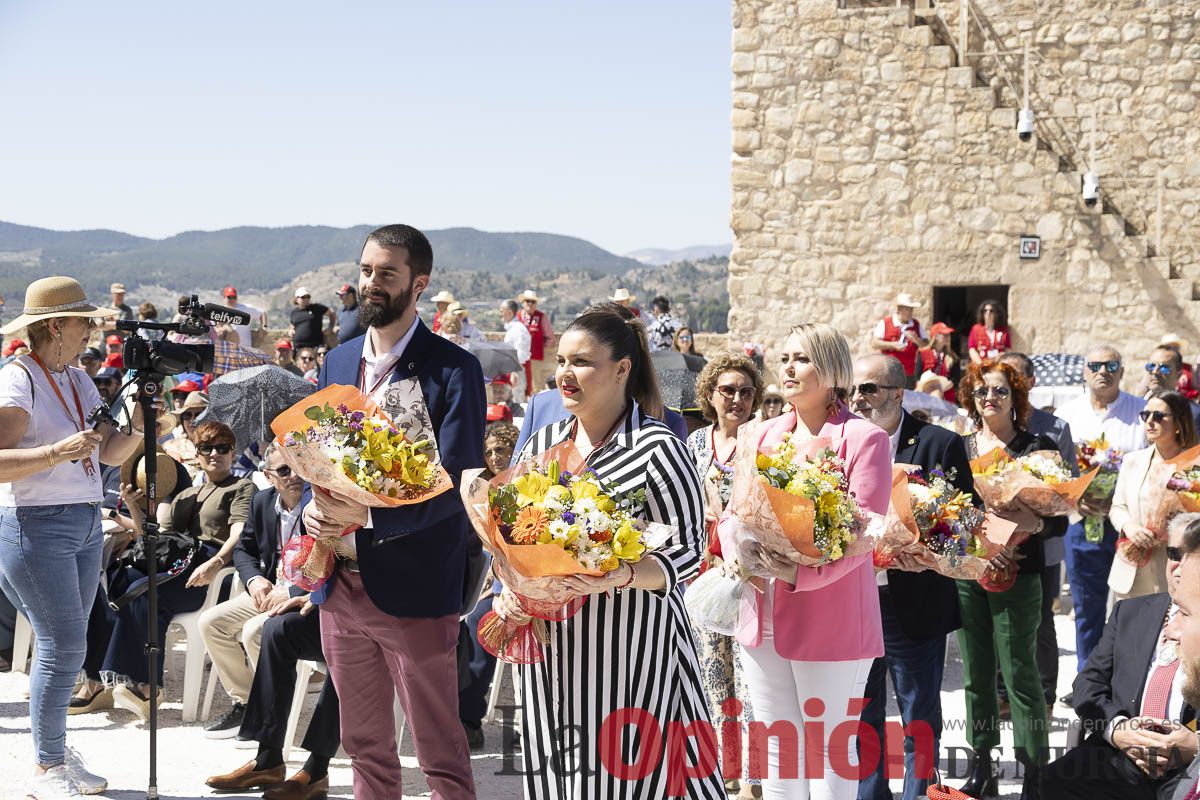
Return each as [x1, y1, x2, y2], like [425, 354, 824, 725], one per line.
[739, 642, 873, 800]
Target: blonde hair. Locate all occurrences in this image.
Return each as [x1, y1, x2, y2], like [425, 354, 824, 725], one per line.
[785, 323, 854, 403]
[25, 319, 52, 348]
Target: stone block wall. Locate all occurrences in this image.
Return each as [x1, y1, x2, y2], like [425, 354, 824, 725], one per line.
[729, 0, 1200, 367]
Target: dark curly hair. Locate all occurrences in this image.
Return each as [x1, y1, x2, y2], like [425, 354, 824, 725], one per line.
[958, 359, 1032, 430]
[484, 421, 519, 451]
[695, 354, 764, 422]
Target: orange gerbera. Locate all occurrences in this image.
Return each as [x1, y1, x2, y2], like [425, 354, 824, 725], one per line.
[510, 505, 550, 544]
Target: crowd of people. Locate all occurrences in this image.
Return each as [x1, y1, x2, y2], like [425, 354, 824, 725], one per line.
[5, 229, 1200, 800]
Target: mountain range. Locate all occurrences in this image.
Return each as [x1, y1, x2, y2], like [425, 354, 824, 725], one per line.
[624, 243, 732, 265]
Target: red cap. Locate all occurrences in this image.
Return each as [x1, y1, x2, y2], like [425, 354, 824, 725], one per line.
[2, 338, 26, 357]
[275, 338, 293, 351]
[486, 403, 513, 423]
[170, 380, 202, 394]
[223, 286, 237, 297]
[491, 373, 512, 385]
[930, 322, 956, 336]
[336, 283, 354, 296]
[106, 334, 122, 346]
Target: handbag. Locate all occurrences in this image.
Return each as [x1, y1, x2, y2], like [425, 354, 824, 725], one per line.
[105, 529, 201, 610]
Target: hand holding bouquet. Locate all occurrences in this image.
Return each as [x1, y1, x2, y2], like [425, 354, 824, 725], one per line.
[462, 441, 671, 664]
[271, 384, 452, 590]
[1078, 435, 1123, 542]
[971, 448, 1095, 516]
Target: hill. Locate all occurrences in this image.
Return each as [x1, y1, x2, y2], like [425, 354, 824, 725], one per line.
[0, 222, 644, 301]
[625, 243, 732, 265]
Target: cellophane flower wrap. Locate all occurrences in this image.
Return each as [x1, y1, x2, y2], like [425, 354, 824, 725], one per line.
[970, 448, 1096, 516]
[873, 465, 1001, 580]
[461, 441, 671, 665]
[270, 384, 453, 590]
[1134, 444, 1200, 567]
[1077, 434, 1123, 543]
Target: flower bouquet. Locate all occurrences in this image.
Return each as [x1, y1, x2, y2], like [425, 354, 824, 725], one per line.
[461, 441, 671, 664]
[873, 465, 1003, 580]
[970, 448, 1096, 516]
[1077, 435, 1123, 543]
[270, 384, 453, 590]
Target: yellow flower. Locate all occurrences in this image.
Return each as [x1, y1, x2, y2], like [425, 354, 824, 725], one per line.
[571, 479, 603, 503]
[756, 453, 774, 471]
[612, 521, 645, 561]
[513, 472, 552, 507]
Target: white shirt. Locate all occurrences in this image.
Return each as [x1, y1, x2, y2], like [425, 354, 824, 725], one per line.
[1055, 390, 1147, 455]
[227, 302, 262, 352]
[504, 317, 532, 364]
[876, 421, 905, 587]
[0, 357, 104, 506]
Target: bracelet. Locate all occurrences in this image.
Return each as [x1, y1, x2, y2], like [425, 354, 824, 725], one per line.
[615, 563, 637, 593]
[42, 445, 55, 469]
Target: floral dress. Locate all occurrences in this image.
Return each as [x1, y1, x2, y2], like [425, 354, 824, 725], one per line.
[685, 424, 758, 786]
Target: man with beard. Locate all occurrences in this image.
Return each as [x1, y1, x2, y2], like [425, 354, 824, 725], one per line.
[1166, 520, 1200, 800]
[302, 224, 481, 800]
[850, 354, 977, 800]
[1043, 513, 1198, 799]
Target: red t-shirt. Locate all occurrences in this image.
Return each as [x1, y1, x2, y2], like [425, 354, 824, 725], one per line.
[968, 324, 1011, 360]
[103, 352, 123, 369]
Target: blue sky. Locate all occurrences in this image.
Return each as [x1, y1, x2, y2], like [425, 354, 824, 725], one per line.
[0, 1, 732, 255]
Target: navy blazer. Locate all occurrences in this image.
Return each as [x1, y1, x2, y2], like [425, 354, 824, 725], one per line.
[886, 411, 977, 640]
[515, 387, 688, 455]
[232, 486, 304, 589]
[310, 319, 486, 618]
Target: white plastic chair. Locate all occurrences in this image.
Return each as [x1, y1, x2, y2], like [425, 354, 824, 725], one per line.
[11, 610, 33, 674]
[165, 566, 241, 723]
[283, 659, 403, 762]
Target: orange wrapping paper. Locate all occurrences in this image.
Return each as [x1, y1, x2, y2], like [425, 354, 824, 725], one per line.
[970, 448, 1098, 516]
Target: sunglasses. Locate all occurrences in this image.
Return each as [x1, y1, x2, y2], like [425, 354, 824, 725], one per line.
[197, 443, 234, 456]
[1145, 362, 1174, 376]
[1139, 410, 1174, 424]
[264, 465, 294, 478]
[972, 386, 1012, 401]
[299, 355, 315, 362]
[484, 446, 514, 457]
[317, 350, 328, 356]
[1087, 360, 1122, 374]
[179, 412, 199, 422]
[1168, 546, 1184, 562]
[715, 385, 755, 401]
[852, 382, 900, 396]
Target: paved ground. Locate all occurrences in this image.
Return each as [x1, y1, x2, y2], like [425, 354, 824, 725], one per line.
[0, 608, 1080, 798]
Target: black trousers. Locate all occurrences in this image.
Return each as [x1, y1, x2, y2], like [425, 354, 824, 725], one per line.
[238, 607, 340, 759]
[1036, 562, 1060, 703]
[83, 584, 114, 681]
[1041, 733, 1186, 800]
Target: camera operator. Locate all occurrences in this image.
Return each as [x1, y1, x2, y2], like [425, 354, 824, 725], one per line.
[0, 276, 150, 799]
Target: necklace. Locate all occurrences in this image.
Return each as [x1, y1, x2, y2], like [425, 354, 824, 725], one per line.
[571, 408, 627, 462]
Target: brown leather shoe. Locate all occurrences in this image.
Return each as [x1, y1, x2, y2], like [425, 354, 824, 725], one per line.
[262, 770, 329, 800]
[205, 760, 286, 792]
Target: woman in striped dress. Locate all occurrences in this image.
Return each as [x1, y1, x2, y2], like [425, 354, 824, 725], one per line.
[494, 306, 726, 799]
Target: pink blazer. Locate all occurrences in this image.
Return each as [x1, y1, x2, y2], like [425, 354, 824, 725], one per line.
[718, 406, 891, 661]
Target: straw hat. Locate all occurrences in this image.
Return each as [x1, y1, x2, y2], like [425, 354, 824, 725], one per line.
[180, 391, 210, 413]
[916, 371, 954, 395]
[762, 384, 784, 400]
[518, 290, 543, 303]
[610, 288, 637, 303]
[894, 292, 923, 309]
[0, 277, 120, 336]
[119, 446, 181, 509]
[446, 301, 468, 317]
[431, 291, 456, 305]
[1159, 333, 1186, 352]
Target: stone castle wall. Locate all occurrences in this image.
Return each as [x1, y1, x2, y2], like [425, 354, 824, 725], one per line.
[729, 0, 1200, 365]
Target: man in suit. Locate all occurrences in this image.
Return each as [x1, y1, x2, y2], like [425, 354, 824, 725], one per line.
[1168, 517, 1200, 800]
[852, 354, 977, 800]
[303, 224, 481, 800]
[1043, 513, 1200, 799]
[204, 444, 342, 799]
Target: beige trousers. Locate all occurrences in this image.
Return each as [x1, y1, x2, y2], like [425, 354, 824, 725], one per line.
[198, 590, 270, 705]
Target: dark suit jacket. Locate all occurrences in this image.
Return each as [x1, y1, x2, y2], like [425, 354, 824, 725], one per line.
[515, 387, 688, 455]
[1073, 592, 1194, 732]
[886, 412, 977, 640]
[311, 320, 486, 618]
[232, 486, 304, 589]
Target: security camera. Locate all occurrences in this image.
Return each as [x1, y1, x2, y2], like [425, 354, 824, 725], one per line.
[1017, 108, 1035, 141]
[1082, 171, 1100, 207]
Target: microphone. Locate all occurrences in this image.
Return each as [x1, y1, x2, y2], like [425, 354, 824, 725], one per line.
[200, 304, 252, 326]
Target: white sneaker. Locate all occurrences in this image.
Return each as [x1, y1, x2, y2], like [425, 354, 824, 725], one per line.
[63, 747, 107, 795]
[27, 765, 81, 799]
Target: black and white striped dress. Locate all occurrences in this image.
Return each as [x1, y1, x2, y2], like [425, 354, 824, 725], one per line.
[516, 405, 726, 799]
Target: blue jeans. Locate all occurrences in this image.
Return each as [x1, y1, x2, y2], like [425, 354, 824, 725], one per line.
[858, 587, 946, 800]
[458, 592, 496, 727]
[0, 503, 102, 766]
[1063, 519, 1117, 672]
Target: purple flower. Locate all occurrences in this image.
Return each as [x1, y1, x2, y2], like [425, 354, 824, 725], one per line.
[337, 404, 350, 415]
[562, 511, 576, 524]
[499, 524, 513, 537]
[350, 410, 365, 423]
[559, 470, 573, 486]
[348, 420, 363, 432]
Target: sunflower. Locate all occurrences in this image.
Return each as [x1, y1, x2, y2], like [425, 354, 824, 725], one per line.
[510, 505, 550, 544]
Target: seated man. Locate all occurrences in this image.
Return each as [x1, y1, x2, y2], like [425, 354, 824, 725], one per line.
[199, 442, 304, 737]
[1043, 513, 1200, 800]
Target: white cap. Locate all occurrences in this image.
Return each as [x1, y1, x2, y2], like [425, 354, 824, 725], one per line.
[294, 287, 311, 298]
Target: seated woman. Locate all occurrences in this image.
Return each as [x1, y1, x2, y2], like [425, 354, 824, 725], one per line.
[101, 420, 256, 719]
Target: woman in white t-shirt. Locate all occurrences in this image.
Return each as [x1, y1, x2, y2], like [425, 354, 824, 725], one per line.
[0, 277, 149, 800]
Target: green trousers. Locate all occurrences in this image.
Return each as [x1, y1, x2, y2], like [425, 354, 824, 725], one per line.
[956, 574, 1049, 765]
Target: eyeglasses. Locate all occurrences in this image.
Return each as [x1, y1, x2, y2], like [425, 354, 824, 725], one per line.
[715, 385, 755, 401]
[197, 443, 233, 456]
[1145, 362, 1174, 376]
[484, 446, 514, 457]
[299, 355, 315, 362]
[763, 397, 783, 405]
[972, 386, 1012, 401]
[316, 350, 328, 356]
[179, 412, 199, 422]
[1168, 546, 1184, 562]
[1086, 360, 1122, 374]
[264, 465, 293, 478]
[852, 382, 900, 396]
[1139, 410, 1174, 424]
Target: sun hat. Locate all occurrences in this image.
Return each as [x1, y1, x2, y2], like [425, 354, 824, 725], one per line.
[610, 288, 637, 303]
[518, 290, 543, 303]
[916, 371, 954, 394]
[0, 277, 121, 336]
[180, 391, 209, 412]
[110, 283, 126, 293]
[446, 301, 468, 317]
[895, 292, 923, 309]
[762, 384, 784, 400]
[431, 291, 456, 304]
[119, 446, 180, 508]
[1160, 333, 1186, 351]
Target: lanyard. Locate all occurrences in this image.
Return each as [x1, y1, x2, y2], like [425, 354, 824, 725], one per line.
[358, 354, 396, 397]
[28, 353, 95, 478]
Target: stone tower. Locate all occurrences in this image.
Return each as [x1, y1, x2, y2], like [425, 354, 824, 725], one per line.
[729, 0, 1200, 361]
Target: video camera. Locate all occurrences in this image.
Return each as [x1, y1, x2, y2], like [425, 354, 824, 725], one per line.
[115, 294, 250, 376]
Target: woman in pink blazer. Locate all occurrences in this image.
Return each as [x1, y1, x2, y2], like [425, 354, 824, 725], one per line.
[718, 323, 892, 800]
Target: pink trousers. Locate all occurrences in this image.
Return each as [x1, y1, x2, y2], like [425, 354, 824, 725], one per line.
[320, 570, 475, 799]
